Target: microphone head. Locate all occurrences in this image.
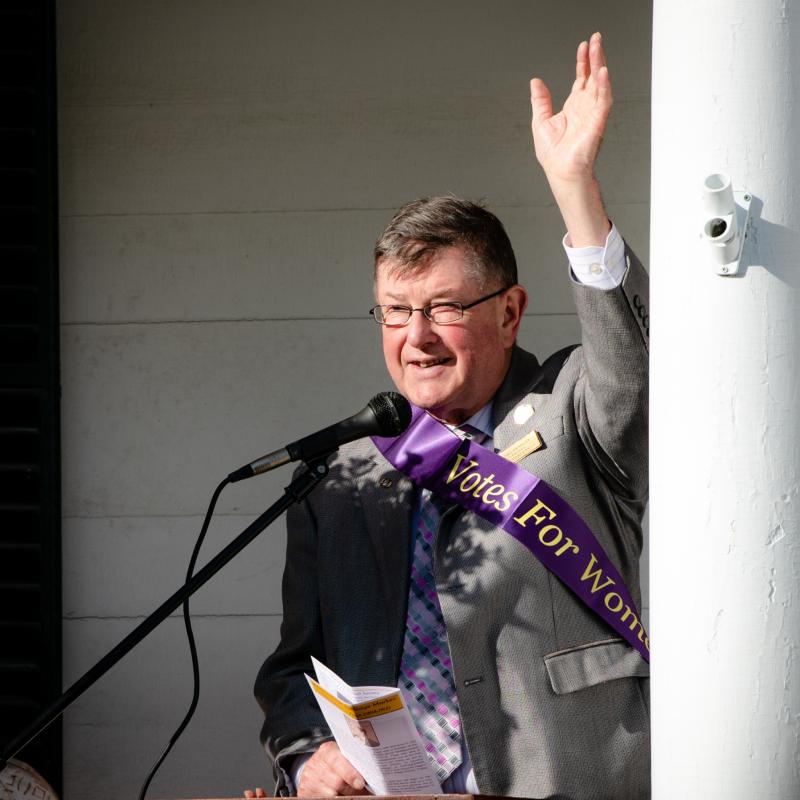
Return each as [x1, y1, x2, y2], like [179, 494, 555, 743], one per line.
[369, 391, 412, 437]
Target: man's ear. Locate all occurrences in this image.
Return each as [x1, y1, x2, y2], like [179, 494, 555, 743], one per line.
[501, 285, 528, 347]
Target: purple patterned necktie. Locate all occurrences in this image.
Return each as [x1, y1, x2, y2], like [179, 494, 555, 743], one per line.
[399, 488, 462, 781]
[398, 425, 486, 781]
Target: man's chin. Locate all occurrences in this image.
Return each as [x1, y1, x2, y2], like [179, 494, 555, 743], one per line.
[407, 394, 471, 425]
[403, 388, 449, 415]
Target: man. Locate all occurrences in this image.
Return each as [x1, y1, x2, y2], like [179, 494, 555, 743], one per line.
[253, 33, 649, 799]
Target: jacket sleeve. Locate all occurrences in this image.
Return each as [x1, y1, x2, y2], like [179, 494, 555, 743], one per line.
[253, 490, 333, 795]
[571, 244, 649, 501]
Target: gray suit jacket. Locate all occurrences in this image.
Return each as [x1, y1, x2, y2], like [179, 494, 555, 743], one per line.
[255, 247, 650, 799]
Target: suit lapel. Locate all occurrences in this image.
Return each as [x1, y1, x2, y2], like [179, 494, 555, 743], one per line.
[354, 451, 415, 671]
[492, 346, 544, 452]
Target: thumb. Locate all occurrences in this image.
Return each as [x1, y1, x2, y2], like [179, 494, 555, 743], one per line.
[530, 77, 553, 128]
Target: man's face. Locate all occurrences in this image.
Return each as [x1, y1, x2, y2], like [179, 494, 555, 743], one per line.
[374, 245, 526, 425]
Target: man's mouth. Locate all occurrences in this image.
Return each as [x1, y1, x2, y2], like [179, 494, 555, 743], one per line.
[409, 357, 452, 369]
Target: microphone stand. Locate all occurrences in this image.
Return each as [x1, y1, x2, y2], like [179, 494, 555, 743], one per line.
[0, 456, 332, 773]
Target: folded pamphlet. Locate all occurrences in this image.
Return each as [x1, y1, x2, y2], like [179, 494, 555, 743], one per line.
[305, 657, 443, 795]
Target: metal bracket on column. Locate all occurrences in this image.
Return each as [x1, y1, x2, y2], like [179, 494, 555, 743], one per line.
[701, 173, 752, 276]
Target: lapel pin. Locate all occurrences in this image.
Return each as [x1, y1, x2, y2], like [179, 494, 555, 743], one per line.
[513, 404, 534, 425]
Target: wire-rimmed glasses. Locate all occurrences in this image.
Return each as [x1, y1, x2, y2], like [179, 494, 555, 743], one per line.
[370, 285, 510, 327]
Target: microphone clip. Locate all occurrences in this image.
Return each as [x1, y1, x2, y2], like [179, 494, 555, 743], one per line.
[283, 455, 331, 504]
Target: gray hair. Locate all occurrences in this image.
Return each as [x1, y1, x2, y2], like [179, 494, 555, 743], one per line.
[374, 196, 518, 289]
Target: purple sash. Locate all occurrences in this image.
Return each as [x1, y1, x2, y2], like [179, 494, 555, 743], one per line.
[373, 406, 649, 662]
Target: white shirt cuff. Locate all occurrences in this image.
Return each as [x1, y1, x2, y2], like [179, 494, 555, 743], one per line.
[562, 223, 627, 290]
[290, 752, 313, 791]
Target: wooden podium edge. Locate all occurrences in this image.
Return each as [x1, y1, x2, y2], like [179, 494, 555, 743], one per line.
[160, 795, 525, 800]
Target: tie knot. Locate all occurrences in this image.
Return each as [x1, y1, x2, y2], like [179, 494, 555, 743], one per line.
[458, 423, 488, 446]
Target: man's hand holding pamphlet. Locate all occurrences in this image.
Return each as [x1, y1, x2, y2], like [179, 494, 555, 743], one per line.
[305, 658, 443, 795]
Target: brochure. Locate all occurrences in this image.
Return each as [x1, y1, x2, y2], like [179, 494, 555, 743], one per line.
[305, 657, 443, 795]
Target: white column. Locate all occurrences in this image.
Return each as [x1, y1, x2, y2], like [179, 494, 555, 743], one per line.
[650, 2, 800, 798]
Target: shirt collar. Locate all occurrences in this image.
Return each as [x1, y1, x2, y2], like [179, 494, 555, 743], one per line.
[453, 401, 494, 440]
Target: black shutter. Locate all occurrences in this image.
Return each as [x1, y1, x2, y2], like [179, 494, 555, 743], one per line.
[0, 0, 62, 792]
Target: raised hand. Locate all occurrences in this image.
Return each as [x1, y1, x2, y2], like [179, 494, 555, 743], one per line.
[530, 32, 613, 246]
[531, 32, 612, 183]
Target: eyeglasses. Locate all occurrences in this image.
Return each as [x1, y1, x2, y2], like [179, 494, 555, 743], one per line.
[370, 285, 510, 327]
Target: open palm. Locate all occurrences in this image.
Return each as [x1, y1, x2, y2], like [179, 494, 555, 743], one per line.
[530, 33, 613, 184]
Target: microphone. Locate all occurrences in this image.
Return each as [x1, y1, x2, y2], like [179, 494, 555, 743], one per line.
[227, 391, 412, 482]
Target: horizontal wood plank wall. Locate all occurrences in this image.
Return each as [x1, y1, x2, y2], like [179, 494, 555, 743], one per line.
[57, 2, 652, 797]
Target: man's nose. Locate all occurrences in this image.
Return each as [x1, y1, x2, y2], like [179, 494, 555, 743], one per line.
[405, 309, 437, 347]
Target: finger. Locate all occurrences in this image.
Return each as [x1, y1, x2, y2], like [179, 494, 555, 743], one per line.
[317, 742, 367, 792]
[299, 770, 357, 798]
[244, 792, 254, 799]
[298, 763, 345, 797]
[596, 65, 613, 106]
[326, 750, 367, 792]
[299, 777, 345, 797]
[575, 39, 589, 82]
[589, 31, 607, 74]
[256, 790, 267, 798]
[299, 746, 342, 796]
[530, 77, 553, 126]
